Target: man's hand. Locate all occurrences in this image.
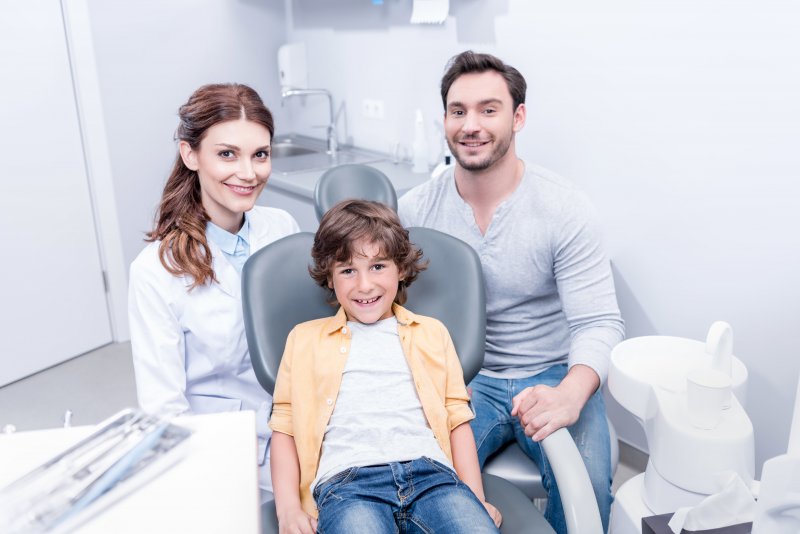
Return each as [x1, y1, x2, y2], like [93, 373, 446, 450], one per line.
[278, 507, 317, 534]
[482, 500, 503, 528]
[511, 384, 582, 441]
[510, 365, 600, 441]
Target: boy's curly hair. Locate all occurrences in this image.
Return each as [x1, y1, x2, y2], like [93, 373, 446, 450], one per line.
[310, 199, 427, 305]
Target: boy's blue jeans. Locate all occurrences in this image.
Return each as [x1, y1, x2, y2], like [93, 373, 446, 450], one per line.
[470, 364, 613, 534]
[313, 457, 499, 534]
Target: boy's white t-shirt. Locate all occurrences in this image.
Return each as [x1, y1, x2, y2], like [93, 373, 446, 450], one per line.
[312, 316, 452, 491]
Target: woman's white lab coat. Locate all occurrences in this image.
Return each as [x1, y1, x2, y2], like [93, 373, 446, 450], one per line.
[128, 206, 299, 491]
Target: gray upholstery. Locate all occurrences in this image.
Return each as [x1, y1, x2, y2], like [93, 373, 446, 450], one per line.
[405, 227, 485, 382]
[484, 474, 555, 533]
[242, 232, 326, 394]
[260, 501, 278, 534]
[485, 440, 549, 500]
[313, 163, 398, 221]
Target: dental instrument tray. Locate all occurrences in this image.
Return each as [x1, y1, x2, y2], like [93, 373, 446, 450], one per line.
[0, 408, 192, 533]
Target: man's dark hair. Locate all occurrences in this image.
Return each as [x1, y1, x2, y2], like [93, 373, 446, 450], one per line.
[440, 50, 527, 110]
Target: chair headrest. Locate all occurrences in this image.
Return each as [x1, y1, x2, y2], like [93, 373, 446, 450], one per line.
[313, 164, 398, 222]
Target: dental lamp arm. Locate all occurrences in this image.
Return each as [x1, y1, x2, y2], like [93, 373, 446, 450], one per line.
[540, 427, 604, 534]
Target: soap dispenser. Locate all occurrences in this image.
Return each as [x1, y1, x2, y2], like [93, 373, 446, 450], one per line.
[411, 109, 429, 174]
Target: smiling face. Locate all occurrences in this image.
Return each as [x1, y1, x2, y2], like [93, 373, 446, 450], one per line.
[444, 70, 525, 173]
[180, 118, 271, 233]
[328, 239, 402, 324]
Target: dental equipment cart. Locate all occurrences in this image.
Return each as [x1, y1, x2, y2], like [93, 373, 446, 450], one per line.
[0, 411, 260, 533]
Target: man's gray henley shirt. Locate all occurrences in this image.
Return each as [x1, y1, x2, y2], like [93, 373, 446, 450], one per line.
[398, 164, 625, 382]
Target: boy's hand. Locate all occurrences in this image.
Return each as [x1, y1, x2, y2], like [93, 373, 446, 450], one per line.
[278, 507, 317, 534]
[482, 500, 502, 527]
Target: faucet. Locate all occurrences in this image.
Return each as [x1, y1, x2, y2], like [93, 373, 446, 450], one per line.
[280, 87, 338, 155]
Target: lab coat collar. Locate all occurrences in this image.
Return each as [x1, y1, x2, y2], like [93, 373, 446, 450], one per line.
[209, 240, 239, 298]
[246, 209, 274, 252]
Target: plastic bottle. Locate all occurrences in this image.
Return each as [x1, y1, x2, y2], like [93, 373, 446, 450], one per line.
[411, 109, 429, 174]
[431, 152, 453, 180]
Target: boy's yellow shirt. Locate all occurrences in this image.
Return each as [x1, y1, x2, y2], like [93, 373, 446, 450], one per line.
[269, 303, 474, 517]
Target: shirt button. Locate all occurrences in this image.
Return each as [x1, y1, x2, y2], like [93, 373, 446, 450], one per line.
[340, 346, 347, 353]
[326, 399, 333, 406]
[341, 327, 347, 334]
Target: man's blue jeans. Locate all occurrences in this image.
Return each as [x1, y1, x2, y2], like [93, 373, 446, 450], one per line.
[313, 457, 499, 534]
[470, 364, 613, 534]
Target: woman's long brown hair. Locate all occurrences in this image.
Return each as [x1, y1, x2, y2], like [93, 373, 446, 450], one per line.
[146, 83, 274, 290]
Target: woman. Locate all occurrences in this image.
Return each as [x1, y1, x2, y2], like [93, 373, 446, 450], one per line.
[128, 83, 299, 500]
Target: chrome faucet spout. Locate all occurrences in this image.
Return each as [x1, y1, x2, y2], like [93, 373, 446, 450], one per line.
[280, 87, 337, 154]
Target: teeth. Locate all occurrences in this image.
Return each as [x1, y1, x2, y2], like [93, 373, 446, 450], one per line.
[227, 184, 255, 193]
[355, 297, 379, 304]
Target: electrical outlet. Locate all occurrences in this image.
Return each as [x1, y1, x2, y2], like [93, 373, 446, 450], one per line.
[362, 99, 385, 120]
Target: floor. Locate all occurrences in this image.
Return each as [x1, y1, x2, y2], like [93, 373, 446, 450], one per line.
[0, 342, 137, 432]
[614, 441, 647, 493]
[0, 342, 647, 492]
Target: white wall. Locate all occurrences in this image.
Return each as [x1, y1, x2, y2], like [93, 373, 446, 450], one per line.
[0, 0, 113, 383]
[286, 0, 800, 472]
[85, 0, 288, 275]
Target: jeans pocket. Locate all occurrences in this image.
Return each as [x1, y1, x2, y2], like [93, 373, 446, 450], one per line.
[420, 457, 459, 483]
[315, 466, 360, 508]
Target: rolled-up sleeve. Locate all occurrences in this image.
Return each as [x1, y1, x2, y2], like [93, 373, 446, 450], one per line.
[269, 328, 296, 436]
[441, 326, 475, 430]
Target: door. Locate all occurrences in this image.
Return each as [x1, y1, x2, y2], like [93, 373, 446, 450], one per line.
[0, 0, 113, 386]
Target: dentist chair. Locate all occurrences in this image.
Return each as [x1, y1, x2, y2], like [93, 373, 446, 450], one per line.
[313, 163, 398, 222]
[243, 226, 603, 534]
[313, 164, 618, 508]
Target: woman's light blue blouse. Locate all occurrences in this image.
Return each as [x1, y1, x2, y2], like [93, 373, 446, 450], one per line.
[205, 214, 250, 274]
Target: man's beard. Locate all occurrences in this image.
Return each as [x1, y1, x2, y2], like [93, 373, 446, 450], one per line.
[447, 132, 513, 172]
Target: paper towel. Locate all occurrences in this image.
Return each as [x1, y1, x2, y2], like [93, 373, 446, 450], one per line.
[410, 0, 449, 24]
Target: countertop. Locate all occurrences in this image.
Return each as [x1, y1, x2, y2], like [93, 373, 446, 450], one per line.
[268, 156, 434, 200]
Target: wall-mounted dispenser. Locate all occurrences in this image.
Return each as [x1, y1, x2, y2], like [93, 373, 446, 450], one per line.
[277, 43, 308, 91]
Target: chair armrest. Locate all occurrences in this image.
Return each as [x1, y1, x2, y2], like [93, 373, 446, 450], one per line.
[540, 427, 603, 534]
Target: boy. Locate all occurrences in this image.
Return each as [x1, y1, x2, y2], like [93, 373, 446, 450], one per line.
[269, 200, 501, 534]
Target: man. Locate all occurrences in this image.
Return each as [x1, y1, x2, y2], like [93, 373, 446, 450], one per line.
[398, 51, 625, 534]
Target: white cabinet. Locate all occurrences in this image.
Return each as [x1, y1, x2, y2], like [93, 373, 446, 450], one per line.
[0, 0, 112, 385]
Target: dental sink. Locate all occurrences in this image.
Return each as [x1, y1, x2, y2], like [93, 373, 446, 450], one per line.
[271, 134, 384, 175]
[271, 143, 318, 158]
